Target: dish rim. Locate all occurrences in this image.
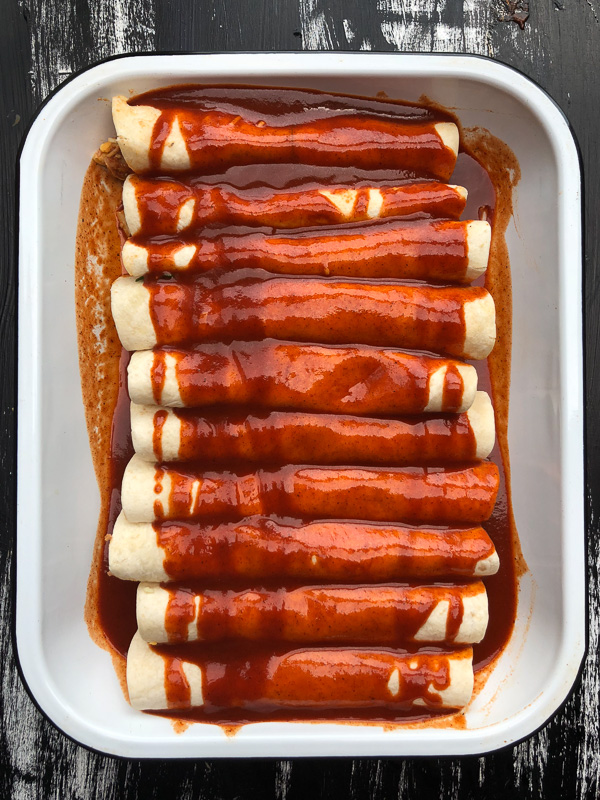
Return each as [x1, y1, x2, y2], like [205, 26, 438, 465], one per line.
[15, 50, 585, 758]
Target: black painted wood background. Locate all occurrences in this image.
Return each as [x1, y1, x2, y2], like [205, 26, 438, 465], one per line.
[1, 0, 598, 797]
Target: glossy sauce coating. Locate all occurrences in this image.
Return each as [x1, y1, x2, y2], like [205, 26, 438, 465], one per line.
[150, 462, 499, 524]
[153, 643, 465, 712]
[131, 86, 457, 179]
[145, 341, 471, 414]
[132, 219, 473, 282]
[160, 583, 480, 644]
[143, 274, 484, 356]
[150, 408, 478, 465]
[153, 518, 497, 582]
[126, 177, 466, 234]
[78, 87, 510, 724]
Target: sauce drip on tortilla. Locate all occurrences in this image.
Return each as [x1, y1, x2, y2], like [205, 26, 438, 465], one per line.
[152, 408, 479, 465]
[131, 86, 457, 179]
[141, 276, 478, 358]
[155, 643, 458, 714]
[159, 583, 475, 645]
[125, 179, 467, 234]
[153, 520, 497, 583]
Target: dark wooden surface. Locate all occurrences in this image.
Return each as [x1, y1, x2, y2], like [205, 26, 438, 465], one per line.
[1, 0, 598, 796]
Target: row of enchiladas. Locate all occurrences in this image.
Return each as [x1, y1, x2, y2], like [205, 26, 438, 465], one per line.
[104, 86, 500, 718]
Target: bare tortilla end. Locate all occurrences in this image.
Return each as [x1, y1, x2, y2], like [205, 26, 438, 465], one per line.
[128, 350, 183, 407]
[112, 96, 160, 174]
[467, 391, 496, 460]
[111, 277, 155, 351]
[457, 590, 489, 644]
[131, 403, 182, 461]
[434, 122, 460, 159]
[451, 185, 468, 201]
[136, 583, 172, 644]
[121, 240, 150, 277]
[107, 512, 169, 582]
[122, 174, 142, 235]
[412, 585, 487, 645]
[126, 631, 205, 711]
[465, 220, 492, 280]
[121, 454, 169, 524]
[161, 116, 192, 171]
[463, 291, 496, 359]
[437, 651, 474, 709]
[424, 363, 478, 413]
[474, 550, 500, 577]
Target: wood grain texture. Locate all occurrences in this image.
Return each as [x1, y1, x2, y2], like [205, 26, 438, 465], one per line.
[2, 0, 597, 797]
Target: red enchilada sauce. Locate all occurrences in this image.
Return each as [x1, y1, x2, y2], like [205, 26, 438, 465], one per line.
[156, 645, 462, 715]
[147, 408, 479, 465]
[154, 520, 497, 583]
[146, 462, 500, 524]
[133, 219, 475, 281]
[79, 86, 521, 725]
[141, 276, 484, 357]
[158, 583, 478, 644]
[145, 342, 474, 414]
[131, 85, 457, 179]
[125, 178, 468, 233]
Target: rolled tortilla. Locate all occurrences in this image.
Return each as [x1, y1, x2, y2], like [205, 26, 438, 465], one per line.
[130, 391, 495, 464]
[120, 219, 491, 283]
[121, 455, 500, 525]
[111, 274, 496, 359]
[122, 175, 468, 236]
[113, 93, 459, 178]
[127, 342, 478, 415]
[109, 512, 500, 583]
[136, 581, 488, 646]
[127, 631, 474, 712]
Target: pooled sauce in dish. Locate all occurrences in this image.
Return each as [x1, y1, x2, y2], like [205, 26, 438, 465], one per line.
[78, 85, 522, 727]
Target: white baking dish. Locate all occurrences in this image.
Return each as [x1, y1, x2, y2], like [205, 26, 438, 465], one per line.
[16, 52, 584, 757]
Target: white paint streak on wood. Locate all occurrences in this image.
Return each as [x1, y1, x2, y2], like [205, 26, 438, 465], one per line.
[274, 760, 293, 800]
[377, 0, 490, 54]
[374, 760, 385, 795]
[430, 23, 464, 52]
[1, 555, 43, 796]
[298, 0, 335, 49]
[462, 0, 495, 56]
[573, 498, 600, 795]
[478, 757, 486, 787]
[23, 0, 75, 103]
[89, 0, 156, 60]
[343, 18, 357, 42]
[513, 724, 550, 795]
[24, 0, 156, 103]
[350, 759, 383, 798]
[396, 761, 409, 798]
[299, 0, 374, 49]
[378, 0, 432, 52]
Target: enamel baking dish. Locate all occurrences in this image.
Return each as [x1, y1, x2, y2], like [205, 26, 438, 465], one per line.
[16, 53, 584, 757]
